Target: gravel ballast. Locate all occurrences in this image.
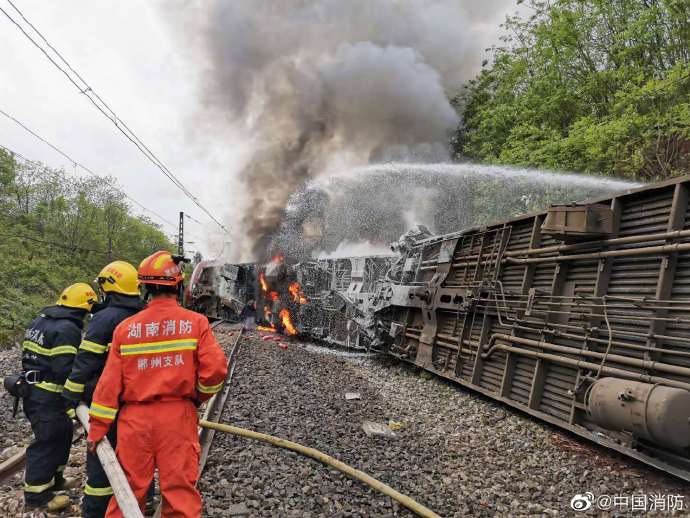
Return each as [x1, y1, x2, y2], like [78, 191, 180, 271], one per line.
[2, 328, 690, 517]
[201, 332, 690, 517]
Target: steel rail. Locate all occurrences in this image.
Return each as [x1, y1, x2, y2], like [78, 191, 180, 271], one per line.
[199, 322, 243, 471]
[0, 426, 84, 486]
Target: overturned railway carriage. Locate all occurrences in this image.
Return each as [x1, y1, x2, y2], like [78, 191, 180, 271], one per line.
[374, 176, 690, 481]
[296, 256, 392, 348]
[256, 255, 393, 348]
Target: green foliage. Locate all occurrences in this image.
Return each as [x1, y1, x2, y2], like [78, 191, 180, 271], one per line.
[455, 0, 690, 181]
[0, 149, 175, 345]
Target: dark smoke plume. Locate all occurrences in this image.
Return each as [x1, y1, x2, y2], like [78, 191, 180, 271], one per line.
[167, 1, 517, 260]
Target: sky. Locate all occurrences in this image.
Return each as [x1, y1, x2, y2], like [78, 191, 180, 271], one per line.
[0, 1, 520, 258]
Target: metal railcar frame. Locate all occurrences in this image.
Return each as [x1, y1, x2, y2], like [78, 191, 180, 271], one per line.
[375, 175, 690, 481]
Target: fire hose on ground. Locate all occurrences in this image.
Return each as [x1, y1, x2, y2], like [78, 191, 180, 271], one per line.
[198, 420, 442, 518]
[71, 411, 441, 518]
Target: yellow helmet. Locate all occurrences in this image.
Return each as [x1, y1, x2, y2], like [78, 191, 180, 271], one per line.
[56, 283, 98, 311]
[96, 261, 140, 296]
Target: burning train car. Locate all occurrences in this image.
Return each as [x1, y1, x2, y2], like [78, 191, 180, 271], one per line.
[255, 254, 393, 349]
[373, 176, 690, 482]
[255, 255, 301, 335]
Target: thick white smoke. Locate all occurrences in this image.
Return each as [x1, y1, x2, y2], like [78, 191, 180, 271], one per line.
[166, 1, 518, 260]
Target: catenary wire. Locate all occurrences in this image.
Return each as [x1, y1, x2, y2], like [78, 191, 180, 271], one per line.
[0, 2, 229, 234]
[0, 112, 177, 231]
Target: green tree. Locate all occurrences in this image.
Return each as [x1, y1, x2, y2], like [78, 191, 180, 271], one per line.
[455, 0, 690, 181]
[0, 149, 175, 345]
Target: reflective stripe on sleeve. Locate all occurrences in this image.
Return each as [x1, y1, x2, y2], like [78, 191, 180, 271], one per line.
[24, 478, 55, 493]
[120, 338, 198, 356]
[80, 340, 107, 354]
[197, 380, 224, 394]
[36, 381, 63, 393]
[22, 341, 77, 356]
[52, 344, 78, 355]
[89, 402, 118, 421]
[64, 379, 85, 393]
[66, 408, 76, 419]
[84, 484, 114, 497]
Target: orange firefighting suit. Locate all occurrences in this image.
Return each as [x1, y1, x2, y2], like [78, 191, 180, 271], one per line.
[87, 297, 228, 518]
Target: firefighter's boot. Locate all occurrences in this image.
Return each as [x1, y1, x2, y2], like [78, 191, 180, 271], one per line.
[46, 495, 70, 512]
[24, 494, 70, 515]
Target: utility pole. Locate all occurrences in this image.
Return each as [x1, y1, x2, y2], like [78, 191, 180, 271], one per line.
[178, 211, 184, 257]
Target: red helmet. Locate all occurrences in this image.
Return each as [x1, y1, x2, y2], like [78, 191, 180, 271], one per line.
[138, 251, 184, 286]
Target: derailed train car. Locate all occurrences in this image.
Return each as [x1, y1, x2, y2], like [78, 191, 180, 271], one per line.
[373, 175, 690, 481]
[255, 254, 392, 348]
[188, 174, 690, 480]
[185, 260, 256, 321]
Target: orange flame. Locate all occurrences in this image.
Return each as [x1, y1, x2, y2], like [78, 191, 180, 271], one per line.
[279, 308, 298, 336]
[257, 325, 276, 332]
[288, 282, 308, 304]
[272, 254, 284, 263]
[269, 291, 279, 301]
[259, 272, 268, 293]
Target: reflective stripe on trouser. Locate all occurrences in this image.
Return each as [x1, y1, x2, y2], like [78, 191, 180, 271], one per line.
[82, 423, 117, 518]
[105, 400, 201, 518]
[23, 398, 73, 506]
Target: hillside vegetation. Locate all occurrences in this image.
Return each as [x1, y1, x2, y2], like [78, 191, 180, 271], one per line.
[0, 149, 174, 344]
[454, 0, 690, 180]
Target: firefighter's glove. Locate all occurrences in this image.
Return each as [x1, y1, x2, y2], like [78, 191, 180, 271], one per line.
[63, 398, 79, 419]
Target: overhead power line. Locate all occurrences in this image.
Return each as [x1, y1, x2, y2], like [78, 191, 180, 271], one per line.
[0, 146, 206, 249]
[0, 142, 205, 246]
[0, 0, 229, 234]
[0, 110, 177, 231]
[185, 213, 205, 226]
[0, 141, 177, 231]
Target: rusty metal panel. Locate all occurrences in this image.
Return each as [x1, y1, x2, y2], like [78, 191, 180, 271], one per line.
[542, 203, 614, 239]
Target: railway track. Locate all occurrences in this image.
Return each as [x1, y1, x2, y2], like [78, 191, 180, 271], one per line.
[3, 321, 690, 515]
[0, 422, 83, 487]
[200, 320, 243, 471]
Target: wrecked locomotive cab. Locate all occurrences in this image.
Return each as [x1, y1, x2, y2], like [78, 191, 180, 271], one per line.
[185, 261, 256, 321]
[587, 378, 690, 450]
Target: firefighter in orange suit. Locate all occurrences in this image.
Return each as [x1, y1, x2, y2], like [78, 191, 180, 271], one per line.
[86, 251, 228, 518]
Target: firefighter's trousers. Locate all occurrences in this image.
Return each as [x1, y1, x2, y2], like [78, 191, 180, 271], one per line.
[83, 420, 155, 518]
[83, 422, 117, 518]
[106, 399, 201, 518]
[23, 397, 73, 507]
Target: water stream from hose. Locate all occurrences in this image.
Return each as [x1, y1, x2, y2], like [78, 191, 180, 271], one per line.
[273, 162, 642, 258]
